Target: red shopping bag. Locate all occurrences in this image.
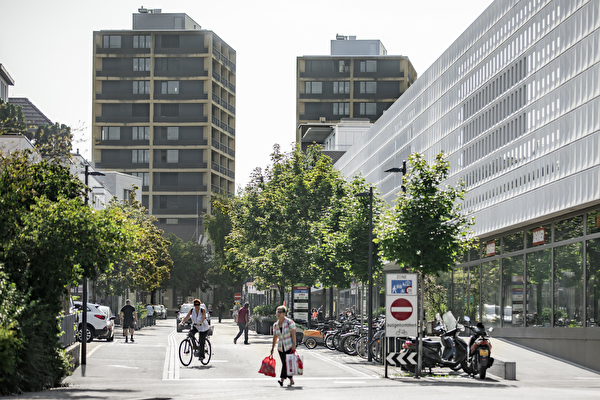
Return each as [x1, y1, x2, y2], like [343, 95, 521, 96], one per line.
[296, 352, 303, 375]
[259, 355, 276, 377]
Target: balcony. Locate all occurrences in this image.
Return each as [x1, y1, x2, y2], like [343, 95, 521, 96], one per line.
[95, 70, 151, 78]
[95, 93, 150, 100]
[153, 184, 208, 192]
[152, 161, 208, 169]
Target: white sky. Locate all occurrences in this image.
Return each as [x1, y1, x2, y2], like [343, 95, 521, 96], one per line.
[1, 0, 494, 189]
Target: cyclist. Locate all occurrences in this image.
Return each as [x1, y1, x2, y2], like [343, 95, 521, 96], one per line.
[179, 298, 209, 358]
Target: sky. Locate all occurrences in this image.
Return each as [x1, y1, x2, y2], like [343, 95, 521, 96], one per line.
[1, 0, 494, 189]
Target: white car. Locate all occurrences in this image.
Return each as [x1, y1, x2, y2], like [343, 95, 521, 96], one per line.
[97, 305, 116, 341]
[74, 302, 116, 342]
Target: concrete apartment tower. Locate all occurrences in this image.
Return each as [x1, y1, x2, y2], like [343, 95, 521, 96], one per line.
[92, 7, 236, 240]
[296, 35, 417, 146]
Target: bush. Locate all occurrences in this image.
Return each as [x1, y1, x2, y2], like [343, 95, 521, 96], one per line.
[253, 304, 278, 318]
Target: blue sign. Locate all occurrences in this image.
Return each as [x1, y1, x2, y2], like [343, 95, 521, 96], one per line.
[390, 280, 414, 295]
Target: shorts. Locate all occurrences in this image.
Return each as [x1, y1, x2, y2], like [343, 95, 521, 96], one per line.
[123, 321, 135, 329]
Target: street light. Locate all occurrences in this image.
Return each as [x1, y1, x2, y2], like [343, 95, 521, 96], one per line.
[356, 186, 373, 362]
[81, 165, 105, 365]
[384, 160, 407, 192]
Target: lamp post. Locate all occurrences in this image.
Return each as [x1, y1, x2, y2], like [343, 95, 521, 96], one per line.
[356, 186, 373, 361]
[81, 164, 104, 365]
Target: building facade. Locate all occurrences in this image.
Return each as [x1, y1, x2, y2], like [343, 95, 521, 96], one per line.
[0, 63, 14, 102]
[92, 9, 236, 240]
[296, 36, 417, 146]
[335, 0, 600, 370]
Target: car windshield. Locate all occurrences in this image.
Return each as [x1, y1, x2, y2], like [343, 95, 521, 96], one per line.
[179, 304, 193, 315]
[154, 306, 161, 311]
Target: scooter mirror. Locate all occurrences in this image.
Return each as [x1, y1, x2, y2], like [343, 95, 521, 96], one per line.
[464, 316, 471, 322]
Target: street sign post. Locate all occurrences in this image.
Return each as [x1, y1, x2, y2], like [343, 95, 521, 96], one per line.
[385, 272, 418, 378]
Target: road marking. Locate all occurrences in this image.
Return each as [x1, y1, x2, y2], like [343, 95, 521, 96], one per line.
[306, 351, 375, 378]
[109, 365, 139, 369]
[174, 376, 381, 382]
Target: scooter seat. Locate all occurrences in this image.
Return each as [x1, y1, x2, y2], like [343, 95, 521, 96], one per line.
[422, 341, 442, 350]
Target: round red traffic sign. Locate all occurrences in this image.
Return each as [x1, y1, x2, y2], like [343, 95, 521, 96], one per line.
[390, 298, 413, 321]
[234, 293, 242, 300]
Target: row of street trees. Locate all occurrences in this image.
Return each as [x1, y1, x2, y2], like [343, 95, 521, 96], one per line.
[208, 144, 476, 320]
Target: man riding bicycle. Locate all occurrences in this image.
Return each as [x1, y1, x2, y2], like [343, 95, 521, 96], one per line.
[179, 299, 209, 358]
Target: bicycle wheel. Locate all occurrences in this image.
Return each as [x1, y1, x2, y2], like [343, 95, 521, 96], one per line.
[370, 337, 382, 362]
[325, 333, 336, 350]
[355, 336, 368, 359]
[342, 334, 358, 355]
[200, 338, 211, 365]
[179, 338, 193, 366]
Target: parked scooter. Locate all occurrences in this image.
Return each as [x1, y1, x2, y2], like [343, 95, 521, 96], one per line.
[463, 316, 494, 379]
[400, 311, 469, 373]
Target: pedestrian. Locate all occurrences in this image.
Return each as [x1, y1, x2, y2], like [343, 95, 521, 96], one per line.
[146, 303, 154, 326]
[119, 299, 138, 343]
[234, 301, 249, 344]
[232, 302, 239, 323]
[179, 299, 209, 359]
[270, 305, 297, 387]
[218, 301, 226, 323]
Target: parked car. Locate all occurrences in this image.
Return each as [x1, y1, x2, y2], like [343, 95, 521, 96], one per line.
[97, 305, 116, 341]
[176, 303, 194, 332]
[74, 302, 116, 342]
[154, 304, 167, 319]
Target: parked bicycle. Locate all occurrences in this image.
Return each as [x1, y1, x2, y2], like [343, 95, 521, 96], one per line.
[179, 328, 212, 366]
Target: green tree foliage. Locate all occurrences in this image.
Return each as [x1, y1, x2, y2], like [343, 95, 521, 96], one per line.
[163, 233, 212, 297]
[32, 123, 73, 159]
[96, 194, 173, 295]
[0, 151, 133, 393]
[377, 152, 476, 276]
[225, 144, 382, 299]
[0, 99, 26, 136]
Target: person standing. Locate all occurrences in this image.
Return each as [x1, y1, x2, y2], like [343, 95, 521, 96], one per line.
[146, 303, 154, 326]
[179, 299, 209, 358]
[234, 302, 249, 344]
[120, 299, 138, 343]
[232, 302, 239, 323]
[218, 301, 226, 323]
[270, 305, 297, 387]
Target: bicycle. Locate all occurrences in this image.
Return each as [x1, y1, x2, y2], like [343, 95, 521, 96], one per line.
[179, 328, 212, 366]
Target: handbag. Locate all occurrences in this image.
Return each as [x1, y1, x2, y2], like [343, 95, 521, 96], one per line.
[259, 355, 276, 377]
[286, 352, 297, 376]
[296, 352, 304, 375]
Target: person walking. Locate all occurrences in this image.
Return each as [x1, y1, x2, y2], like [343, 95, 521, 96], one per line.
[179, 299, 209, 358]
[232, 302, 239, 323]
[218, 301, 226, 323]
[234, 302, 249, 344]
[119, 299, 138, 343]
[270, 305, 297, 387]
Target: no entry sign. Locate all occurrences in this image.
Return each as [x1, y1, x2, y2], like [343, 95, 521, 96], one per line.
[386, 273, 418, 337]
[390, 298, 413, 321]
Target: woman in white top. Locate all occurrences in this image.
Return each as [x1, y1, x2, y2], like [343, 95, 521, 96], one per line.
[232, 302, 239, 323]
[179, 299, 210, 358]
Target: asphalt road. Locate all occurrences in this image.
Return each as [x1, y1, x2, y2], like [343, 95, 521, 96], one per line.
[4, 318, 600, 399]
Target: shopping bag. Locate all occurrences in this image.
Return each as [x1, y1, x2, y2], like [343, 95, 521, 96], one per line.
[259, 355, 276, 377]
[286, 352, 297, 376]
[296, 352, 304, 375]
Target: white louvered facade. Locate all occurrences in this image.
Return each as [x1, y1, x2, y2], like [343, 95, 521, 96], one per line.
[335, 0, 600, 371]
[337, 0, 599, 239]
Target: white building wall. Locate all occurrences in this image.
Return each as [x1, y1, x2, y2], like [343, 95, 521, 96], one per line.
[336, 0, 600, 238]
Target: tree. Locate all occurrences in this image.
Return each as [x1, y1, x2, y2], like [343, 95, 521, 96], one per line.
[163, 233, 212, 298]
[0, 99, 26, 136]
[32, 123, 73, 159]
[377, 152, 476, 276]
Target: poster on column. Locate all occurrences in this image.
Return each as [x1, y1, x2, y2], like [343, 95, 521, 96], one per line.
[386, 273, 418, 337]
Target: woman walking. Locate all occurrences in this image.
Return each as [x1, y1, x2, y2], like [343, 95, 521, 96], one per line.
[270, 305, 297, 387]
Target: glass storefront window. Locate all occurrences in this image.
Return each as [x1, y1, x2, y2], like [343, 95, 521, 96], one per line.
[526, 226, 551, 247]
[470, 244, 481, 261]
[554, 215, 584, 242]
[450, 267, 469, 318]
[502, 256, 524, 326]
[481, 260, 501, 327]
[503, 231, 524, 253]
[586, 239, 600, 327]
[554, 243, 583, 327]
[526, 249, 552, 327]
[587, 210, 600, 235]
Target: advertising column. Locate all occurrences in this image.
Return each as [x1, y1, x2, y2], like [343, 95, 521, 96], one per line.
[293, 284, 309, 322]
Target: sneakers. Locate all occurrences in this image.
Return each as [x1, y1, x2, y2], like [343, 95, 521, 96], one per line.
[233, 338, 237, 344]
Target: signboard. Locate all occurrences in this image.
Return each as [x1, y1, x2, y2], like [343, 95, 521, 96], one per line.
[293, 286, 309, 300]
[486, 240, 496, 256]
[533, 227, 545, 245]
[386, 273, 418, 338]
[234, 293, 242, 300]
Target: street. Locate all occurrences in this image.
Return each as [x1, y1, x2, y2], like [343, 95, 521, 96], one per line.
[4, 318, 600, 400]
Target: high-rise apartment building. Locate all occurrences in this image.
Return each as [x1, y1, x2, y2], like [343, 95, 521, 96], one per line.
[296, 35, 417, 147]
[92, 8, 236, 240]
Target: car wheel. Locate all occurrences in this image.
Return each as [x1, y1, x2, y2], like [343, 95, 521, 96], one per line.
[77, 324, 94, 343]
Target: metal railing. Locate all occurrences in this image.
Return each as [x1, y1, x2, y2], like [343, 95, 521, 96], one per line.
[58, 313, 78, 349]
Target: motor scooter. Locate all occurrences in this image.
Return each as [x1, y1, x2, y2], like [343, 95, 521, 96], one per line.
[400, 311, 469, 373]
[463, 316, 494, 379]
